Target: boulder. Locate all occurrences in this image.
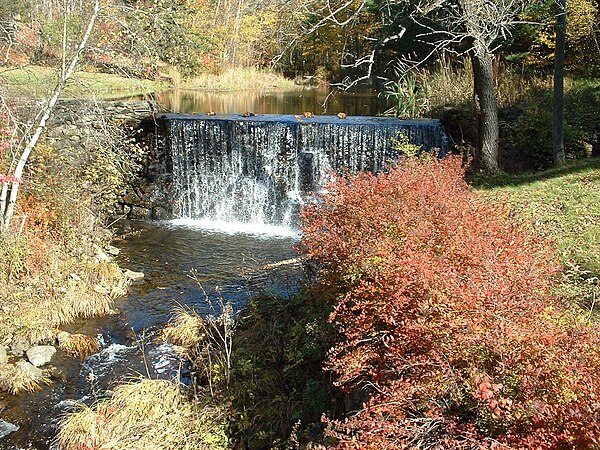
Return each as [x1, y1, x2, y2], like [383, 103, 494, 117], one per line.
[123, 269, 144, 281]
[106, 245, 120, 256]
[9, 337, 29, 356]
[57, 331, 71, 347]
[15, 360, 44, 379]
[26, 345, 57, 367]
[0, 346, 7, 364]
[0, 419, 19, 439]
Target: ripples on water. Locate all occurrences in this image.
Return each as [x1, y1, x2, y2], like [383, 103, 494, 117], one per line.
[1, 220, 301, 449]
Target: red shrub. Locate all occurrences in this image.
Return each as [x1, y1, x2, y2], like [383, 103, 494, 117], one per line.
[298, 156, 600, 449]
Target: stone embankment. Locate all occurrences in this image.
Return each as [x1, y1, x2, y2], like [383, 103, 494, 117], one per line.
[42, 99, 170, 220]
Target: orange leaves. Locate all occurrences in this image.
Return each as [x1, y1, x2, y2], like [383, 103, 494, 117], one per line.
[299, 156, 600, 448]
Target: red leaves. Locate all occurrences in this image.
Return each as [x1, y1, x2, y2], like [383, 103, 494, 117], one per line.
[299, 156, 600, 448]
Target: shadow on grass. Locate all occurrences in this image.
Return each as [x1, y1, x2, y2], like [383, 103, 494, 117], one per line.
[471, 157, 600, 189]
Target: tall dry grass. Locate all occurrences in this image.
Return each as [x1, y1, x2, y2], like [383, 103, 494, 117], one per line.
[181, 67, 300, 92]
[385, 56, 555, 117]
[56, 378, 229, 450]
[0, 362, 51, 394]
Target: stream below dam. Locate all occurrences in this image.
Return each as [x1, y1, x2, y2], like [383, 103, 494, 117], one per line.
[0, 221, 300, 449]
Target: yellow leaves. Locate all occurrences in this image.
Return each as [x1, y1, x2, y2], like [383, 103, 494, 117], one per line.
[567, 0, 598, 41]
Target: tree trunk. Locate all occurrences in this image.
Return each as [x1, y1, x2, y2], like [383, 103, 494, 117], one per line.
[1, 0, 100, 232]
[553, 0, 567, 166]
[472, 51, 499, 172]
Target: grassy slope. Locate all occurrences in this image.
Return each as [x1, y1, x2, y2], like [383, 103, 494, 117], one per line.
[0, 65, 169, 99]
[473, 158, 600, 277]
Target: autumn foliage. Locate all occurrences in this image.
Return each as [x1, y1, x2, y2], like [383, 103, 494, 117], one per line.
[299, 156, 600, 449]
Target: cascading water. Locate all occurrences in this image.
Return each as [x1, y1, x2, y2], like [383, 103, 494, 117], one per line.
[161, 114, 448, 230]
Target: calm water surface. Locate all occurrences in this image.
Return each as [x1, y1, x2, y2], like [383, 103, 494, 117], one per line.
[151, 87, 390, 116]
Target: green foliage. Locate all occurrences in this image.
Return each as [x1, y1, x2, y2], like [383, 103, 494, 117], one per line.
[501, 79, 600, 170]
[383, 73, 430, 119]
[227, 292, 336, 448]
[391, 132, 422, 157]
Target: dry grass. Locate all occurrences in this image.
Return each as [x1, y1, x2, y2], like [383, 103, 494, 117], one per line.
[48, 261, 127, 326]
[56, 378, 230, 450]
[163, 308, 207, 351]
[0, 362, 51, 394]
[58, 334, 100, 360]
[181, 67, 300, 92]
[423, 56, 553, 111]
[0, 254, 128, 351]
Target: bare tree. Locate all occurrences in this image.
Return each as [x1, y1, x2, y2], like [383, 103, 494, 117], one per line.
[0, 0, 100, 231]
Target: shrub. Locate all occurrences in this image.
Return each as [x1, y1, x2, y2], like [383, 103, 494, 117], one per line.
[298, 156, 600, 448]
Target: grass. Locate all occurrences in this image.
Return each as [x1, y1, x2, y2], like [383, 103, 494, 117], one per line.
[56, 378, 229, 450]
[0, 65, 169, 99]
[58, 334, 101, 360]
[473, 158, 600, 308]
[0, 362, 51, 394]
[163, 308, 207, 352]
[180, 67, 301, 92]
[0, 65, 300, 100]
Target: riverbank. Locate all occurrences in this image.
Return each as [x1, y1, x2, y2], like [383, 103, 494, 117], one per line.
[178, 67, 301, 92]
[0, 100, 154, 397]
[0, 65, 168, 99]
[0, 65, 301, 100]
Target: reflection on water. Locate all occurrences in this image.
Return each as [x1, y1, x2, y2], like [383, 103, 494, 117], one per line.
[152, 88, 391, 116]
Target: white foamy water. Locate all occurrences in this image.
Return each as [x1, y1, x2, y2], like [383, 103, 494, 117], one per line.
[167, 218, 300, 238]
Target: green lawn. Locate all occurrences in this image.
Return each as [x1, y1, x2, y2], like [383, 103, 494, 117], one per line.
[473, 158, 600, 306]
[0, 65, 170, 99]
[474, 158, 600, 273]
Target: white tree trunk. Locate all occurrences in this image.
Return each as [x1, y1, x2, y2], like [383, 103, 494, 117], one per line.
[1, 0, 100, 232]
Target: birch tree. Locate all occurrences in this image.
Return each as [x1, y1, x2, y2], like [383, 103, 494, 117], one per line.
[0, 0, 100, 232]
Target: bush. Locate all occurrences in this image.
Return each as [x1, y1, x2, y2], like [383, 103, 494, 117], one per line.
[298, 156, 600, 448]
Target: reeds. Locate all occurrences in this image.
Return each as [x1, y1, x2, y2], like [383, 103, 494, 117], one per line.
[56, 378, 229, 450]
[385, 55, 554, 117]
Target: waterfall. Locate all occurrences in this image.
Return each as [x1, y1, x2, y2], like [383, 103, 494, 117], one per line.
[160, 114, 447, 230]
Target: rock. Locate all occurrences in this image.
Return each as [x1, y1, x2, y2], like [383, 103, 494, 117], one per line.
[57, 331, 71, 347]
[26, 345, 57, 367]
[106, 245, 120, 256]
[94, 245, 112, 262]
[123, 269, 144, 281]
[152, 206, 171, 220]
[0, 346, 7, 364]
[9, 337, 29, 356]
[0, 419, 19, 439]
[129, 206, 151, 220]
[15, 360, 44, 379]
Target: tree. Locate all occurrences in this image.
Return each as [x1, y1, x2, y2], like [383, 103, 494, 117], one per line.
[553, 0, 567, 166]
[298, 0, 545, 171]
[0, 0, 100, 231]
[409, 0, 547, 171]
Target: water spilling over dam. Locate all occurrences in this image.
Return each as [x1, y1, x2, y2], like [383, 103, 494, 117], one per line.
[159, 114, 447, 229]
